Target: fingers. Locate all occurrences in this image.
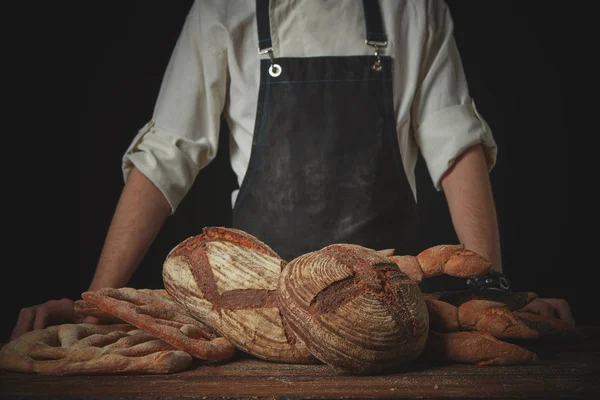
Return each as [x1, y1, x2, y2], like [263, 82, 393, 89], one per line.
[81, 315, 102, 325]
[543, 298, 575, 326]
[518, 298, 575, 326]
[32, 307, 50, 331]
[535, 300, 556, 319]
[10, 298, 76, 341]
[11, 306, 38, 341]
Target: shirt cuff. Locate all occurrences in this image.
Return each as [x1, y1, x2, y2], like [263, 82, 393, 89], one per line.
[415, 99, 497, 191]
[122, 120, 212, 214]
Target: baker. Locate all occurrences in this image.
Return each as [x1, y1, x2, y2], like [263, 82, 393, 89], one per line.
[10, 0, 573, 340]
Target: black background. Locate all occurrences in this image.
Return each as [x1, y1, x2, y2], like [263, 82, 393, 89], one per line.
[1, 1, 588, 342]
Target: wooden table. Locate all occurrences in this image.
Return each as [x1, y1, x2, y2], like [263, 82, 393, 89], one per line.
[1, 326, 598, 400]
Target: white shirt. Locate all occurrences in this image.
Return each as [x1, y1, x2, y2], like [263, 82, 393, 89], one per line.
[122, 0, 497, 214]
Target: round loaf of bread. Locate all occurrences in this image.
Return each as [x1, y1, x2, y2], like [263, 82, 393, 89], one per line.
[276, 243, 429, 374]
[162, 227, 318, 364]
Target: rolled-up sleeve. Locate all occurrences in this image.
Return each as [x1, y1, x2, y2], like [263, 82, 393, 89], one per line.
[412, 1, 497, 191]
[122, 0, 227, 213]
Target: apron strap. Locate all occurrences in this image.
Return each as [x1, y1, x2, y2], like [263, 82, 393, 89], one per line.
[362, 0, 388, 46]
[255, 0, 388, 54]
[256, 0, 273, 54]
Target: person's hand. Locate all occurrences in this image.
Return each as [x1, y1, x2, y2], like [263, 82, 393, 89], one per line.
[518, 297, 575, 326]
[10, 298, 100, 341]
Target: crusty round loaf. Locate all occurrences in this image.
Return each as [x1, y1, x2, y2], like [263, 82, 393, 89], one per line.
[162, 227, 318, 364]
[276, 243, 429, 374]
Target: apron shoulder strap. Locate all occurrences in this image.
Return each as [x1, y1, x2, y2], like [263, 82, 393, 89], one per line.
[256, 0, 273, 53]
[362, 0, 387, 46]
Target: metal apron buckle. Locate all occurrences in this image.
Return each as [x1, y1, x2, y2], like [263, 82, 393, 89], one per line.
[366, 40, 387, 72]
[259, 47, 282, 77]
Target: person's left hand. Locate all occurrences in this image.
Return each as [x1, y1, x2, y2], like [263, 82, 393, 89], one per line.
[518, 297, 575, 326]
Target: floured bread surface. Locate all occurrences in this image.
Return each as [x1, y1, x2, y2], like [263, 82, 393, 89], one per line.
[74, 289, 171, 324]
[81, 287, 236, 362]
[277, 243, 430, 374]
[0, 323, 192, 375]
[206, 240, 282, 293]
[163, 227, 318, 364]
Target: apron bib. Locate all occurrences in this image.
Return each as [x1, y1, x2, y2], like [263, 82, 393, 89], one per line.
[232, 0, 423, 263]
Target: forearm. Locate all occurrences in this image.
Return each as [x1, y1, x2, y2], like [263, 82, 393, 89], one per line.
[440, 144, 502, 271]
[88, 167, 171, 291]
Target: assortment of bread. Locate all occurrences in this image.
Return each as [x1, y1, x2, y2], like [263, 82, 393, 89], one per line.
[0, 227, 579, 376]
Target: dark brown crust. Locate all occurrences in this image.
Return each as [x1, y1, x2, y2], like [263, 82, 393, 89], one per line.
[168, 233, 206, 257]
[309, 276, 359, 316]
[203, 227, 280, 258]
[219, 289, 278, 309]
[278, 311, 298, 345]
[81, 288, 236, 361]
[175, 235, 223, 310]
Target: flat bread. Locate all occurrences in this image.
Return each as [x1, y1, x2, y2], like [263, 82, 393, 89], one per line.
[0, 323, 192, 375]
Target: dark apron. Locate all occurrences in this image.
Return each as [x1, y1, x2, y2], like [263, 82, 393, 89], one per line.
[232, 0, 424, 264]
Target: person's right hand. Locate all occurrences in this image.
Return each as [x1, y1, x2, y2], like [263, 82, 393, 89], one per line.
[10, 299, 100, 341]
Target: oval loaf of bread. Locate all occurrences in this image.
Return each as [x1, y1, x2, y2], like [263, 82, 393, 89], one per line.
[162, 227, 318, 364]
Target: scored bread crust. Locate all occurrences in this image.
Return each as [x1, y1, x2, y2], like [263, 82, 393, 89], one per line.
[163, 227, 318, 364]
[276, 243, 430, 374]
